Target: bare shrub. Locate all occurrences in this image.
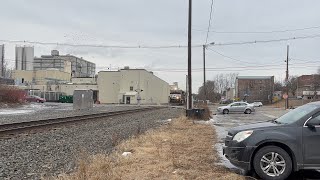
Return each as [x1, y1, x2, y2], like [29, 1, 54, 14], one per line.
[0, 85, 26, 104]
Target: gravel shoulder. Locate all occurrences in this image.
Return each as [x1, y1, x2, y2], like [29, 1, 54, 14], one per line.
[0, 107, 183, 180]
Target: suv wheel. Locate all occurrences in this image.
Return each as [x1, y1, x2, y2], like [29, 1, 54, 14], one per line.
[245, 109, 252, 114]
[253, 146, 292, 180]
[223, 109, 229, 114]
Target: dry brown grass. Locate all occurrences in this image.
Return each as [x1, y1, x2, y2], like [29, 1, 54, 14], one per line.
[54, 117, 244, 180]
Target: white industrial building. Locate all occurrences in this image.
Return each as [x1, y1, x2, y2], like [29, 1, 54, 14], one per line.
[98, 68, 170, 104]
[15, 46, 34, 71]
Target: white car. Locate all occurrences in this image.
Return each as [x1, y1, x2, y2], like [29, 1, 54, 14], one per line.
[217, 102, 255, 114]
[252, 102, 263, 107]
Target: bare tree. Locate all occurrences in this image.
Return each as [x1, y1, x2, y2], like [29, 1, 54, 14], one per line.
[213, 73, 239, 93]
[274, 81, 284, 91]
[287, 76, 298, 96]
[198, 80, 220, 102]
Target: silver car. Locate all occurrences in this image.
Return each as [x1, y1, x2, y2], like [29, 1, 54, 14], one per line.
[217, 102, 255, 114]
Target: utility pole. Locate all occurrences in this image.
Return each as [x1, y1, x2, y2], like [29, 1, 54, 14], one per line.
[285, 45, 289, 109]
[203, 45, 206, 102]
[187, 0, 192, 110]
[0, 45, 4, 77]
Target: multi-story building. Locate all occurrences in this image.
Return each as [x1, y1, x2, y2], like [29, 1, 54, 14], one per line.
[34, 50, 95, 77]
[15, 46, 34, 71]
[235, 76, 274, 103]
[98, 68, 170, 104]
[296, 74, 320, 100]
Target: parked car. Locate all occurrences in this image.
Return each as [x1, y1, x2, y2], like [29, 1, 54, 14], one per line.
[251, 102, 263, 107]
[26, 95, 46, 103]
[217, 102, 255, 114]
[223, 101, 320, 180]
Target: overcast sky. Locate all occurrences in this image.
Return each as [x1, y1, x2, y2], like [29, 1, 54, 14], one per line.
[0, 0, 319, 92]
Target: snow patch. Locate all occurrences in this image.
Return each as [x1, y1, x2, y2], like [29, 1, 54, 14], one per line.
[122, 152, 132, 157]
[0, 109, 35, 115]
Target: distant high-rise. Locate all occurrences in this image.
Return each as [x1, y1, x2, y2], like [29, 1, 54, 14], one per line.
[15, 46, 34, 70]
[0, 44, 4, 77]
[34, 50, 96, 77]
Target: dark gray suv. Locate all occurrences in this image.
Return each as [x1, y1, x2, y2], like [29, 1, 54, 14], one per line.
[223, 102, 320, 180]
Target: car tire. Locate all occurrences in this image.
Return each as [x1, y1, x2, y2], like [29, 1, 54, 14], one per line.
[245, 109, 252, 114]
[253, 146, 292, 180]
[223, 109, 229, 114]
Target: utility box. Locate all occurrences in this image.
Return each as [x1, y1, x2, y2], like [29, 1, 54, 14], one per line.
[73, 90, 93, 110]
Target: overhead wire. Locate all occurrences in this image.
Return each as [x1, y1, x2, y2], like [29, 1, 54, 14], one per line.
[193, 25, 320, 34]
[0, 39, 202, 49]
[212, 34, 320, 46]
[205, 0, 216, 45]
[1, 33, 320, 49]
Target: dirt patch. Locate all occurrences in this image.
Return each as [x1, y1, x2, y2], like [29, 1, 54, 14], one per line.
[54, 117, 244, 180]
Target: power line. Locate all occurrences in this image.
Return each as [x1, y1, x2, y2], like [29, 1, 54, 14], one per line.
[205, 0, 216, 44]
[0, 39, 202, 49]
[146, 61, 319, 71]
[1, 34, 320, 49]
[206, 48, 253, 64]
[212, 34, 320, 46]
[149, 65, 318, 72]
[193, 25, 320, 34]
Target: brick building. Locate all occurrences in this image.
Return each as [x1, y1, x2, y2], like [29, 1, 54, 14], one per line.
[296, 74, 320, 100]
[235, 76, 274, 104]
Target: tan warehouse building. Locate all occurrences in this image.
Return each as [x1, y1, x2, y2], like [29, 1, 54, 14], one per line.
[98, 69, 170, 104]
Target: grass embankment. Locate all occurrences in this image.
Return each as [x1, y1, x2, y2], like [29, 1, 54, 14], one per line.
[56, 117, 244, 180]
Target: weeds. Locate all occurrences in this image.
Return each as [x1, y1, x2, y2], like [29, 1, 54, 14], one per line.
[55, 117, 244, 180]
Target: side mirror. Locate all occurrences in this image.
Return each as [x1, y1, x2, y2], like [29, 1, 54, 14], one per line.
[306, 123, 315, 129]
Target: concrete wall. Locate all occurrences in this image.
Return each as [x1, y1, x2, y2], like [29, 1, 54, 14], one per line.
[71, 77, 97, 84]
[60, 84, 98, 95]
[98, 71, 121, 103]
[98, 70, 170, 104]
[13, 70, 71, 85]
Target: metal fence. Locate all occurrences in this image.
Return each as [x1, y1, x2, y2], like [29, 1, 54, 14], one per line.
[27, 90, 64, 102]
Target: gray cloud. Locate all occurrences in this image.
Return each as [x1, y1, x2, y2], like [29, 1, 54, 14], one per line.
[1, 0, 319, 93]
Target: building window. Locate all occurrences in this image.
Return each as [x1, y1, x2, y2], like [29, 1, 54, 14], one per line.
[130, 86, 133, 91]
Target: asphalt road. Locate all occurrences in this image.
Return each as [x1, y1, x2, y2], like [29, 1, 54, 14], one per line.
[210, 105, 320, 180]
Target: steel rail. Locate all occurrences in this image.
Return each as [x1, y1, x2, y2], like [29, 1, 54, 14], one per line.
[0, 107, 162, 135]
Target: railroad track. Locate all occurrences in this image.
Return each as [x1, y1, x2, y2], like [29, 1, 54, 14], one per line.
[0, 107, 162, 136]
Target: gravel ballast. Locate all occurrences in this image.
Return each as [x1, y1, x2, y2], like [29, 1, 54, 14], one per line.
[0, 103, 158, 125]
[0, 107, 183, 179]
